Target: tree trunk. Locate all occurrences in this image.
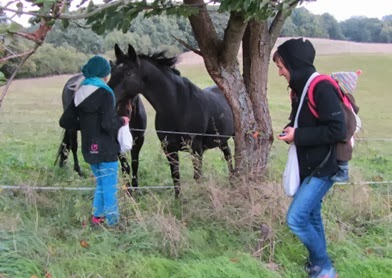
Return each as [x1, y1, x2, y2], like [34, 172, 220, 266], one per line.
[184, 0, 284, 181]
[241, 20, 274, 179]
[217, 63, 261, 178]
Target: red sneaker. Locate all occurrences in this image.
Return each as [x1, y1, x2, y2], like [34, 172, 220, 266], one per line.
[91, 216, 105, 225]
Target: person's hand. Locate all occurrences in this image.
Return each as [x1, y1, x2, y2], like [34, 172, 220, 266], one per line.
[122, 116, 130, 126]
[277, 126, 295, 143]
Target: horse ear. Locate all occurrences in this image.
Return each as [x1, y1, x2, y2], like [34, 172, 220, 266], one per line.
[114, 44, 124, 58]
[127, 44, 138, 63]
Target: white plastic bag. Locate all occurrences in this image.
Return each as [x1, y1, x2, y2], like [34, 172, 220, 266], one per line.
[281, 73, 319, 197]
[283, 144, 300, 197]
[117, 125, 133, 154]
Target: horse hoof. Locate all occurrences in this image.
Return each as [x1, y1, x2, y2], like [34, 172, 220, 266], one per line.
[174, 187, 180, 198]
[75, 168, 84, 177]
[125, 182, 137, 196]
[131, 180, 139, 188]
[59, 159, 67, 168]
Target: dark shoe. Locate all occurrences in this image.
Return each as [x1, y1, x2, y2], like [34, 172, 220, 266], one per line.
[331, 168, 349, 182]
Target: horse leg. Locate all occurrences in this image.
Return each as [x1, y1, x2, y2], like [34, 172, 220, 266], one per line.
[118, 154, 132, 194]
[191, 142, 203, 181]
[164, 149, 180, 198]
[192, 152, 203, 181]
[59, 129, 70, 168]
[219, 142, 234, 174]
[131, 136, 144, 188]
[69, 129, 83, 176]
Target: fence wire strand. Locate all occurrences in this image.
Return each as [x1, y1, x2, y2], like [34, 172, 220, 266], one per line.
[1, 180, 391, 192]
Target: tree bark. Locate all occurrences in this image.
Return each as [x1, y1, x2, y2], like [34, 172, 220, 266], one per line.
[241, 20, 274, 179]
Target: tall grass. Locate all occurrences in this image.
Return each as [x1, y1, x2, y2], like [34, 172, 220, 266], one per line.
[0, 54, 391, 277]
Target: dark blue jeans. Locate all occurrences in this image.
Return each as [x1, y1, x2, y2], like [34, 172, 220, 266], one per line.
[90, 161, 119, 226]
[286, 176, 335, 270]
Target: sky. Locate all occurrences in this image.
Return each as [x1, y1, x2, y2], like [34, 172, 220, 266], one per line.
[3, 0, 392, 26]
[303, 0, 392, 21]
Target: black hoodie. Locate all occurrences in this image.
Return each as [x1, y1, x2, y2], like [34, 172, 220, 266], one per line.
[277, 38, 346, 180]
[60, 85, 124, 165]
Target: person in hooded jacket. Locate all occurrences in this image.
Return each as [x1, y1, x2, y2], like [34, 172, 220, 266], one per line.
[274, 38, 346, 278]
[60, 55, 129, 227]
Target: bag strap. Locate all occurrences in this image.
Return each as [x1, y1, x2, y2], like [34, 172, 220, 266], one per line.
[293, 72, 320, 128]
[306, 145, 332, 184]
[307, 74, 353, 118]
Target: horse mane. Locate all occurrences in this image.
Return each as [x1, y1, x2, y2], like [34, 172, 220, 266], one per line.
[139, 52, 181, 76]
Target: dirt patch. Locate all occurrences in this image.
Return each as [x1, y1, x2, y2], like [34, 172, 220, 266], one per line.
[178, 37, 392, 66]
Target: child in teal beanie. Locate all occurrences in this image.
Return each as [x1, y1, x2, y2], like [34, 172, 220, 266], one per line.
[82, 55, 111, 78]
[60, 55, 129, 227]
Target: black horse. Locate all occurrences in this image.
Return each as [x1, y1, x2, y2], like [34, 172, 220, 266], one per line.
[56, 73, 147, 188]
[108, 44, 234, 197]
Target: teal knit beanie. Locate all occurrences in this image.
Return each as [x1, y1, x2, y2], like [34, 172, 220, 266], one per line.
[81, 56, 111, 78]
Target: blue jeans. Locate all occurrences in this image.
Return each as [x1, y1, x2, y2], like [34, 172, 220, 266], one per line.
[286, 176, 335, 270]
[90, 161, 119, 226]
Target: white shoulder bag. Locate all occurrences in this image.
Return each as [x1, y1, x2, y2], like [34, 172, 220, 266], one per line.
[117, 125, 133, 154]
[283, 72, 320, 197]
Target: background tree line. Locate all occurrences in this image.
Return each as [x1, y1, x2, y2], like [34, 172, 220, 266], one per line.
[1, 6, 391, 79]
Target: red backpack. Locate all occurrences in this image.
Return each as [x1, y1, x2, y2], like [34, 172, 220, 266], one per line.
[307, 74, 354, 118]
[306, 74, 360, 150]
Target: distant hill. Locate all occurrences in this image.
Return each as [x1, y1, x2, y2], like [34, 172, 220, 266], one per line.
[178, 38, 392, 65]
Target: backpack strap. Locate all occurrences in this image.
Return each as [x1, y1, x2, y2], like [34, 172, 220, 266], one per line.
[307, 74, 352, 118]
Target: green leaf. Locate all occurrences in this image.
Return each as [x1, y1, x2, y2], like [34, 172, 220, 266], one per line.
[3, 34, 12, 46]
[0, 23, 8, 34]
[7, 22, 23, 33]
[0, 71, 6, 86]
[86, 0, 96, 13]
[16, 2, 24, 13]
[121, 19, 131, 33]
[92, 22, 106, 35]
[42, 1, 54, 14]
[30, 0, 56, 5]
[61, 19, 70, 29]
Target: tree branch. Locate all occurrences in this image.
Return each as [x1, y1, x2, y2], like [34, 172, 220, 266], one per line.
[2, 0, 124, 21]
[0, 50, 35, 63]
[184, 0, 220, 72]
[269, 0, 300, 48]
[12, 31, 43, 44]
[0, 15, 52, 110]
[0, 44, 40, 110]
[221, 11, 247, 65]
[171, 35, 202, 56]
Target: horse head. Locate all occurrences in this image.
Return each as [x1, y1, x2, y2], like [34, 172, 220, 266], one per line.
[108, 44, 142, 105]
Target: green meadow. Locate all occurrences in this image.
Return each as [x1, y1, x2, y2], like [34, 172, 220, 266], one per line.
[0, 53, 391, 277]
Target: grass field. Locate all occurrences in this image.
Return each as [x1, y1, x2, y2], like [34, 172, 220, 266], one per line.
[0, 52, 391, 277]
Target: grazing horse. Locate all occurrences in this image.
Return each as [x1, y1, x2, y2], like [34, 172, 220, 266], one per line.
[56, 73, 147, 189]
[108, 44, 234, 197]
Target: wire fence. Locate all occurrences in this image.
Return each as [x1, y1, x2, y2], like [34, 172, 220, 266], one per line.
[0, 184, 176, 191]
[1, 180, 391, 192]
[1, 124, 392, 193]
[3, 121, 392, 141]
